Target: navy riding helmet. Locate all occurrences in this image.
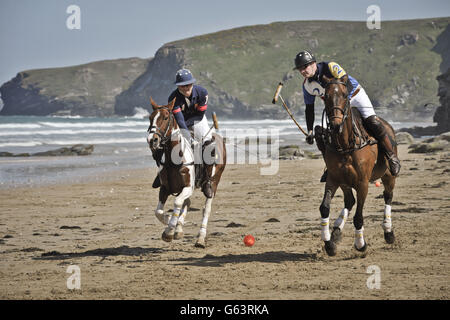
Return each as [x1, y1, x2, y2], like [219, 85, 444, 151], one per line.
[175, 69, 196, 86]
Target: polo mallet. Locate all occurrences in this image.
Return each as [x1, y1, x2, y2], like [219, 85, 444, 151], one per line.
[272, 82, 308, 136]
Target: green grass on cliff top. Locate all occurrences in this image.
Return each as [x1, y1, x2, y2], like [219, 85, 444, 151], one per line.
[172, 18, 449, 114]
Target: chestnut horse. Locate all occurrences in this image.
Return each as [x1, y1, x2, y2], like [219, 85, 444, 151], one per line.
[314, 75, 397, 256]
[147, 97, 226, 248]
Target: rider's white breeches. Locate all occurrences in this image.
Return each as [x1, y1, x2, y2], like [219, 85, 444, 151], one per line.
[350, 86, 376, 119]
[190, 115, 213, 143]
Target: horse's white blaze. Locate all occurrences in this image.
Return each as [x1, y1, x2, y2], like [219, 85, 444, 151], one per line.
[334, 208, 349, 230]
[382, 204, 392, 232]
[147, 113, 160, 144]
[354, 227, 365, 249]
[150, 113, 160, 132]
[321, 217, 331, 241]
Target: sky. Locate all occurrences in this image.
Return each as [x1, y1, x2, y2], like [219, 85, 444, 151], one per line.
[0, 0, 449, 85]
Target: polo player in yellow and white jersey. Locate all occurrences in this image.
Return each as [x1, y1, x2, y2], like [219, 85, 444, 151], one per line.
[294, 50, 401, 181]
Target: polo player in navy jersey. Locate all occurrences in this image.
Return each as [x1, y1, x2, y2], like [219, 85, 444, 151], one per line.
[152, 69, 214, 197]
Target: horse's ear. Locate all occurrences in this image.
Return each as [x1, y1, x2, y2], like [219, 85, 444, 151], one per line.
[168, 98, 176, 111]
[150, 97, 159, 110]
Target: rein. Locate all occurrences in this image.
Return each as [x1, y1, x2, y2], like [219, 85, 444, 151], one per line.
[323, 80, 374, 154]
[324, 80, 356, 154]
[148, 106, 194, 197]
[148, 107, 194, 167]
[325, 79, 350, 134]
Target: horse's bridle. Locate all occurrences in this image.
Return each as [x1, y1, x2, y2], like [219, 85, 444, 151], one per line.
[324, 79, 350, 133]
[147, 107, 174, 148]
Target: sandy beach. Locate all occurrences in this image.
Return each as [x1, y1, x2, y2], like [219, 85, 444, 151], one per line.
[0, 144, 449, 300]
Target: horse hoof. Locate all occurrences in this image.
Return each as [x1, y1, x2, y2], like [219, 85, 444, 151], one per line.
[174, 231, 184, 240]
[324, 241, 337, 256]
[162, 229, 174, 242]
[354, 242, 367, 252]
[384, 231, 395, 244]
[173, 224, 184, 240]
[331, 228, 342, 244]
[195, 240, 206, 248]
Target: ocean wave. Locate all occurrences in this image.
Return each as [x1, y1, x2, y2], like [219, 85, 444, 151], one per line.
[0, 138, 146, 148]
[0, 141, 43, 147]
[38, 121, 147, 128]
[219, 119, 301, 125]
[0, 128, 147, 136]
[0, 123, 42, 129]
[51, 115, 83, 119]
[47, 138, 147, 145]
[127, 107, 150, 119]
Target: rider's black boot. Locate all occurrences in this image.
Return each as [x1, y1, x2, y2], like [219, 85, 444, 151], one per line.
[364, 115, 401, 177]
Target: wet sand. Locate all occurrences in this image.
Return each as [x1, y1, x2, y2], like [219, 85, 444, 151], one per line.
[0, 145, 449, 299]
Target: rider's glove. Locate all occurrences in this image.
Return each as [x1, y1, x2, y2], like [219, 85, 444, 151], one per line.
[306, 130, 314, 145]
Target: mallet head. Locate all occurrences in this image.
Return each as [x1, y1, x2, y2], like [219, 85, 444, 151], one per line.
[272, 82, 284, 104]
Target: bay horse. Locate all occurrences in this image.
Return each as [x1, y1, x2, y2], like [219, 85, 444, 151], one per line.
[146, 97, 226, 248]
[314, 75, 397, 256]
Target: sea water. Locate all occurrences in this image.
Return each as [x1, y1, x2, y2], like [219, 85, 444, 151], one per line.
[0, 113, 432, 188]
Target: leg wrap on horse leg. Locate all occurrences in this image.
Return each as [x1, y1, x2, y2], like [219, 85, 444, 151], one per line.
[382, 204, 392, 233]
[320, 202, 331, 241]
[333, 208, 349, 231]
[168, 207, 181, 229]
[354, 227, 365, 250]
[321, 218, 331, 241]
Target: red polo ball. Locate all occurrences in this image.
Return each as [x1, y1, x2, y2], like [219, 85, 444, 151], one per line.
[244, 235, 255, 247]
[375, 181, 381, 187]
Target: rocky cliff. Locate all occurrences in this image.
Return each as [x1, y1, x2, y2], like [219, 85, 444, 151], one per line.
[398, 67, 450, 136]
[434, 68, 450, 133]
[0, 58, 149, 116]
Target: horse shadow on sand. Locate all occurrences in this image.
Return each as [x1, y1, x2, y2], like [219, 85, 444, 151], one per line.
[34, 245, 166, 261]
[172, 251, 318, 267]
